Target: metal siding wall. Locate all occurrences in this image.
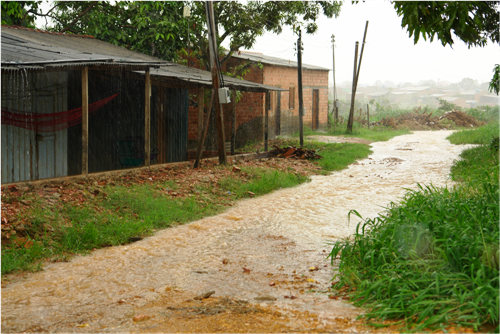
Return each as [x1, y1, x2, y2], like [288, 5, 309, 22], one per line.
[1, 71, 35, 183]
[166, 88, 188, 163]
[1, 71, 68, 183]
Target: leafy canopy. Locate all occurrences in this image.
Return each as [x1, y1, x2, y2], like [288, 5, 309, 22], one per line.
[6, 1, 341, 70]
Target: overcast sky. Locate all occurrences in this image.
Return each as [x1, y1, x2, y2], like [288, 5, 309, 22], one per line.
[228, 0, 499, 88]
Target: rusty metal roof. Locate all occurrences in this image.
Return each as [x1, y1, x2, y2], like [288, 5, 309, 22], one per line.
[230, 50, 330, 71]
[146, 64, 286, 93]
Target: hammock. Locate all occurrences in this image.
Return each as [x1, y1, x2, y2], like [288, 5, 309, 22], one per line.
[1, 93, 119, 132]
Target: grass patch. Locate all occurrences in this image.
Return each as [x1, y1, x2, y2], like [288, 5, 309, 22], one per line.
[447, 122, 499, 145]
[2, 140, 373, 276]
[292, 124, 410, 142]
[2, 154, 322, 275]
[329, 124, 500, 332]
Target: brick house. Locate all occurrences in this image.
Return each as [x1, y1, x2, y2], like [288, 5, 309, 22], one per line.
[187, 51, 329, 150]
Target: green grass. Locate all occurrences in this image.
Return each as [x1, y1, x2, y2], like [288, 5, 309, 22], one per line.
[1, 140, 373, 275]
[329, 125, 500, 332]
[447, 122, 499, 145]
[1, 167, 309, 275]
[326, 125, 411, 142]
[293, 124, 410, 142]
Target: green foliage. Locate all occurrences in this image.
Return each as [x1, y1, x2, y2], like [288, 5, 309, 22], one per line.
[333, 126, 411, 142]
[437, 98, 461, 111]
[329, 183, 499, 332]
[48, 1, 192, 61]
[330, 122, 500, 331]
[1, 1, 40, 27]
[1, 164, 312, 275]
[489, 64, 499, 95]
[447, 122, 499, 146]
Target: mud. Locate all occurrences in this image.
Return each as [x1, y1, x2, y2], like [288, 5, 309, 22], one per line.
[1, 131, 475, 333]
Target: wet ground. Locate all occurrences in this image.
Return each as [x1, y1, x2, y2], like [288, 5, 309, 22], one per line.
[1, 131, 475, 333]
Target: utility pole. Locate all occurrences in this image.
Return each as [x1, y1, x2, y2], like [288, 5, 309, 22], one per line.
[331, 34, 337, 128]
[183, 5, 191, 67]
[347, 42, 359, 133]
[356, 21, 369, 88]
[205, 1, 226, 164]
[347, 21, 369, 133]
[297, 29, 304, 147]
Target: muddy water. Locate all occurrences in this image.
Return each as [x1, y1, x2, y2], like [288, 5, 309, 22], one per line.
[2, 131, 474, 332]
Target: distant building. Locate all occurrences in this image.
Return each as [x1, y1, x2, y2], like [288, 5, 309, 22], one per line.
[224, 51, 330, 147]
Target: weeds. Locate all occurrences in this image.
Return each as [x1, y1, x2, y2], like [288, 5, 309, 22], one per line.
[329, 123, 500, 332]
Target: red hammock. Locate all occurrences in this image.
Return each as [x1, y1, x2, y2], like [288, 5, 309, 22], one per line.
[1, 93, 119, 132]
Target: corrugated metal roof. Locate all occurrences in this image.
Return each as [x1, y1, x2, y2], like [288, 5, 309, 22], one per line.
[229, 51, 330, 71]
[1, 27, 164, 67]
[145, 64, 285, 93]
[1, 26, 285, 92]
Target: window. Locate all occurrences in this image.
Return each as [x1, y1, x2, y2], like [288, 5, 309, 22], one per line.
[289, 86, 295, 109]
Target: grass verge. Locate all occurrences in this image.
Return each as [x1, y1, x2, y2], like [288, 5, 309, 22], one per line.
[1, 139, 371, 276]
[328, 125, 499, 332]
[293, 124, 410, 142]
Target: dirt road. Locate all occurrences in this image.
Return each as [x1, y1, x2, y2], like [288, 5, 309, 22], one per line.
[1, 131, 474, 333]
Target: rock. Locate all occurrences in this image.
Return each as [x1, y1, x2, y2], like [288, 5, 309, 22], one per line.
[254, 295, 276, 301]
[194, 291, 215, 300]
[133, 314, 152, 322]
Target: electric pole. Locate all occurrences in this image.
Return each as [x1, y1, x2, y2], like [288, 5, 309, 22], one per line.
[297, 29, 304, 147]
[331, 34, 338, 128]
[347, 41, 359, 133]
[205, 1, 226, 164]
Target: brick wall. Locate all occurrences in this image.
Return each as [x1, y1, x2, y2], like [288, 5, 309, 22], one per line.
[186, 56, 329, 151]
[263, 66, 329, 133]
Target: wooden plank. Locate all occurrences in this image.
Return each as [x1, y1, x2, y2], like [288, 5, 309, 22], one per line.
[265, 91, 270, 152]
[82, 67, 88, 175]
[194, 89, 215, 168]
[157, 86, 165, 163]
[145, 69, 151, 167]
[231, 89, 236, 156]
[198, 87, 204, 144]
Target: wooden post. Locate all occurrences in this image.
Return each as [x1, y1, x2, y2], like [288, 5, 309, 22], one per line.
[347, 42, 359, 133]
[145, 69, 151, 167]
[297, 29, 304, 147]
[231, 88, 236, 156]
[205, 2, 226, 164]
[82, 67, 88, 175]
[194, 89, 215, 168]
[367, 104, 370, 129]
[265, 91, 270, 151]
[197, 87, 204, 145]
[356, 21, 369, 87]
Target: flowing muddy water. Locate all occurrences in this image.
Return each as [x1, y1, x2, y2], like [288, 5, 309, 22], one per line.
[2, 131, 474, 333]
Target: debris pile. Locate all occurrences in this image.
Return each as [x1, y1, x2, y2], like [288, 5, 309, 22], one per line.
[260, 145, 322, 160]
[371, 109, 485, 130]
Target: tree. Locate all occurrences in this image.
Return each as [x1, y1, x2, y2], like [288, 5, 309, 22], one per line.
[15, 1, 341, 73]
[1, 1, 41, 28]
[393, 1, 500, 95]
[458, 77, 479, 91]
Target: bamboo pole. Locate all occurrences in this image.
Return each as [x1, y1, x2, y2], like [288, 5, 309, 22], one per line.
[82, 67, 88, 175]
[231, 89, 236, 155]
[145, 69, 151, 167]
[194, 89, 215, 168]
[347, 42, 359, 133]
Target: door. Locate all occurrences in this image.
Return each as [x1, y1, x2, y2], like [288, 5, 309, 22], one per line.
[275, 91, 281, 136]
[312, 89, 319, 129]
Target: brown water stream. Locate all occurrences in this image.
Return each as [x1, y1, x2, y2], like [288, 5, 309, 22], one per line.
[1, 131, 475, 333]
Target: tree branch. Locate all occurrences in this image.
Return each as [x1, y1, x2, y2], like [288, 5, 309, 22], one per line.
[59, 1, 98, 33]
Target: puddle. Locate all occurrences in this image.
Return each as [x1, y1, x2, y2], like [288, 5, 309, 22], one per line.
[1, 131, 475, 332]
